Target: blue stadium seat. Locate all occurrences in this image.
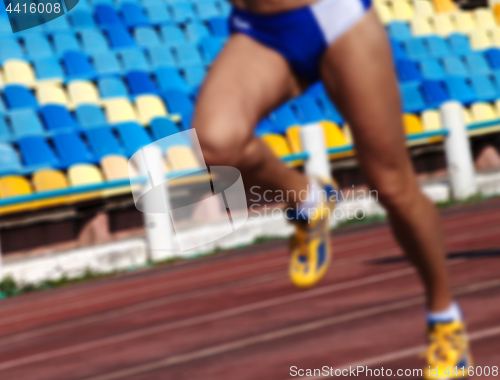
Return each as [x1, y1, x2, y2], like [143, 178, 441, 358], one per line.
[161, 90, 194, 129]
[94, 4, 122, 27]
[183, 65, 206, 89]
[403, 38, 429, 61]
[387, 22, 412, 41]
[155, 67, 190, 92]
[160, 25, 187, 46]
[105, 26, 136, 49]
[470, 75, 499, 102]
[80, 30, 109, 53]
[119, 49, 149, 71]
[169, 2, 196, 22]
[98, 77, 129, 98]
[485, 48, 500, 70]
[145, 4, 172, 25]
[134, 27, 161, 47]
[425, 36, 451, 59]
[443, 77, 476, 105]
[150, 117, 181, 140]
[420, 59, 445, 80]
[121, 3, 149, 28]
[292, 95, 324, 123]
[0, 143, 22, 174]
[85, 127, 123, 159]
[52, 132, 95, 167]
[0, 115, 10, 142]
[62, 51, 96, 79]
[0, 39, 23, 61]
[68, 10, 97, 29]
[207, 17, 229, 37]
[315, 91, 344, 125]
[23, 35, 54, 59]
[464, 53, 491, 76]
[147, 46, 176, 68]
[173, 43, 203, 66]
[125, 71, 158, 95]
[194, 0, 220, 19]
[421, 80, 450, 108]
[389, 39, 408, 60]
[91, 52, 121, 75]
[448, 34, 472, 56]
[34, 57, 64, 80]
[75, 104, 107, 128]
[10, 110, 45, 137]
[270, 104, 300, 134]
[18, 136, 60, 168]
[44, 14, 70, 32]
[255, 119, 274, 137]
[400, 82, 427, 113]
[395, 60, 422, 83]
[0, 96, 5, 113]
[4, 85, 38, 110]
[442, 57, 468, 77]
[185, 22, 210, 42]
[115, 122, 152, 156]
[218, 0, 231, 16]
[199, 37, 224, 64]
[53, 32, 81, 54]
[40, 105, 78, 131]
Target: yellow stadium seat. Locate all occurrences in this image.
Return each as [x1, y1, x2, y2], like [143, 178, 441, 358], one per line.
[391, 0, 414, 21]
[0, 175, 33, 215]
[166, 146, 201, 170]
[374, 2, 393, 24]
[453, 12, 477, 34]
[494, 3, 500, 25]
[32, 169, 70, 208]
[403, 114, 424, 134]
[475, 8, 496, 29]
[286, 126, 302, 153]
[3, 59, 35, 86]
[432, 14, 456, 36]
[471, 102, 497, 122]
[67, 80, 100, 108]
[422, 110, 443, 131]
[470, 29, 493, 50]
[342, 124, 353, 145]
[100, 155, 134, 196]
[68, 164, 104, 201]
[261, 134, 292, 158]
[463, 108, 472, 124]
[491, 27, 500, 47]
[432, 0, 456, 13]
[36, 84, 69, 106]
[104, 98, 139, 124]
[321, 121, 348, 147]
[135, 95, 168, 125]
[414, 0, 435, 16]
[411, 16, 435, 36]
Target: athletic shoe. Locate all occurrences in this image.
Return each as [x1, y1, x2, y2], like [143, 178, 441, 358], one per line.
[287, 177, 337, 289]
[423, 320, 473, 379]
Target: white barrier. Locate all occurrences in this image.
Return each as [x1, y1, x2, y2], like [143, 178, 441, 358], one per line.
[441, 101, 478, 200]
[300, 123, 331, 179]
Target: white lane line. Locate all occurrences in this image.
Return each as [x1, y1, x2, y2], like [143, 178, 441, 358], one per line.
[304, 325, 500, 379]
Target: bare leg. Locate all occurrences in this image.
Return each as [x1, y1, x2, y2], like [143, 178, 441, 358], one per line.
[320, 10, 452, 311]
[193, 34, 308, 195]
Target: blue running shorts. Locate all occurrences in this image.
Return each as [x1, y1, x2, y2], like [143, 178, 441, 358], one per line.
[229, 0, 372, 81]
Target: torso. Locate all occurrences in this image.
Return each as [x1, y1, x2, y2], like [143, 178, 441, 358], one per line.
[227, 0, 318, 13]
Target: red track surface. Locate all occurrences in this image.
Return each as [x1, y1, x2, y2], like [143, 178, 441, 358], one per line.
[1, 199, 500, 380]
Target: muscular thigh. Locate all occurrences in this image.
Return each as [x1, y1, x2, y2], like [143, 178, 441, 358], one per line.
[319, 10, 416, 191]
[193, 34, 298, 159]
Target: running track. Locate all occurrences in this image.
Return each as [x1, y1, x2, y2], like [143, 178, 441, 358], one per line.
[1, 199, 500, 379]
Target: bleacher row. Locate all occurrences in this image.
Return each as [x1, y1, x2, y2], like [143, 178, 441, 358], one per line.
[1, 0, 500, 213]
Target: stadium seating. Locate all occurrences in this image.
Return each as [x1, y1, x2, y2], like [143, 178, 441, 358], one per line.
[2, 0, 500, 213]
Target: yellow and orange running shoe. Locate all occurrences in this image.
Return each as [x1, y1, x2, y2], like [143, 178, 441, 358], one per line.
[287, 177, 337, 289]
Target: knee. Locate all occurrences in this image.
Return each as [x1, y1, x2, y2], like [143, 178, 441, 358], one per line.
[195, 120, 252, 169]
[370, 174, 421, 214]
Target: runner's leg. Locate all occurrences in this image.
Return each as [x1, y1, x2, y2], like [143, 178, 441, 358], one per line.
[320, 10, 452, 311]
